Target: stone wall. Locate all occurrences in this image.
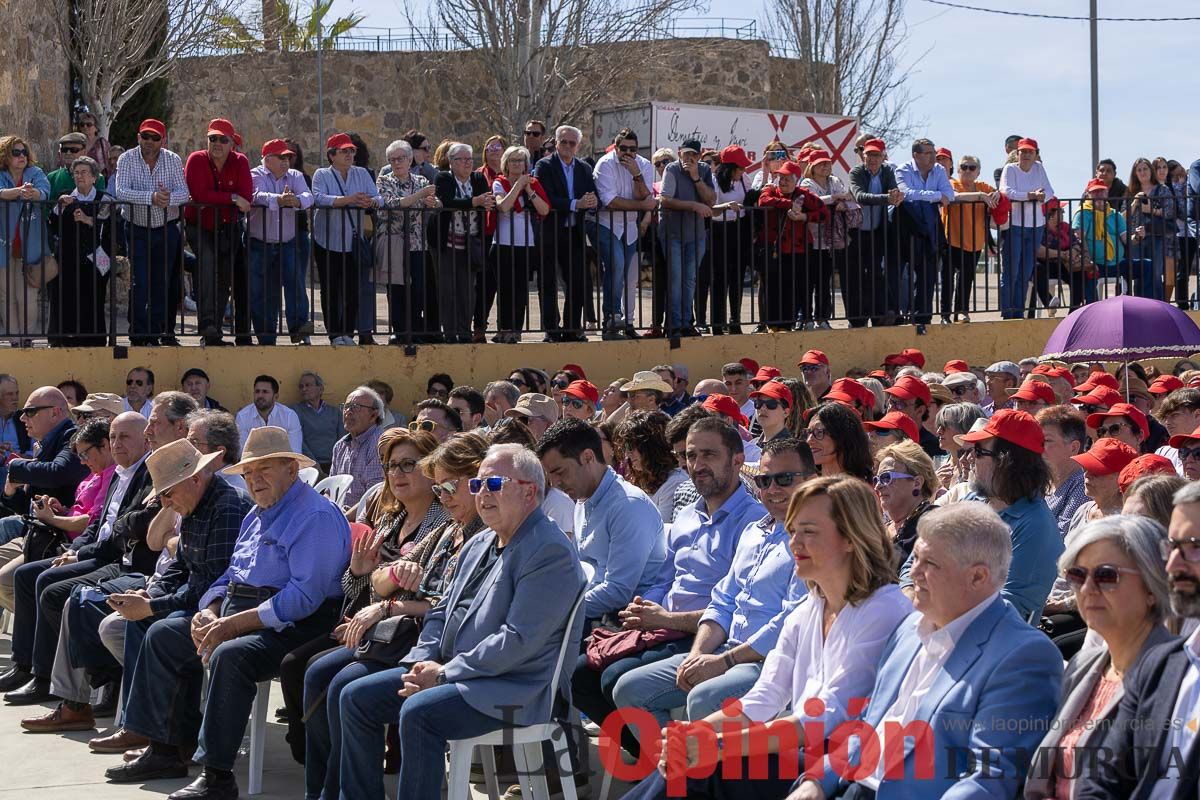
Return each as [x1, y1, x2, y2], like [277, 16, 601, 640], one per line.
[165, 38, 822, 164]
[0, 0, 69, 161]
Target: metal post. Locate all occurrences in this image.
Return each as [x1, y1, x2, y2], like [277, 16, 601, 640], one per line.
[316, 21, 325, 152]
[1089, 0, 1099, 168]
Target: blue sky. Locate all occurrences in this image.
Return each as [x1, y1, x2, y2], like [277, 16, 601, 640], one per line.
[329, 0, 1198, 196]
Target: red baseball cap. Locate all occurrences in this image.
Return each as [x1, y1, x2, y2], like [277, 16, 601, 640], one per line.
[1032, 364, 1074, 384]
[1086, 178, 1109, 194]
[1086, 403, 1149, 440]
[1074, 372, 1119, 393]
[1118, 454, 1178, 494]
[1007, 380, 1056, 405]
[1150, 375, 1184, 395]
[823, 389, 857, 405]
[1169, 424, 1200, 449]
[863, 139, 886, 154]
[775, 161, 804, 178]
[560, 363, 587, 380]
[936, 147, 953, 161]
[883, 348, 926, 369]
[807, 149, 833, 166]
[885, 375, 932, 406]
[1017, 138, 1039, 151]
[799, 349, 829, 366]
[1044, 198, 1064, 215]
[831, 378, 875, 409]
[864, 411, 919, 443]
[702, 394, 748, 428]
[206, 118, 236, 139]
[326, 133, 355, 151]
[739, 358, 760, 375]
[1072, 387, 1124, 410]
[867, 369, 890, 382]
[750, 381, 792, 405]
[719, 145, 753, 169]
[138, 119, 167, 138]
[959, 408, 1045, 454]
[233, 132, 243, 149]
[1071, 438, 1139, 476]
[752, 366, 782, 385]
[563, 380, 599, 406]
[943, 360, 969, 374]
[261, 138, 295, 158]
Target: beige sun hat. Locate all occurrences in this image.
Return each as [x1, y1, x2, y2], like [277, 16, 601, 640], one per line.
[620, 371, 673, 394]
[72, 392, 124, 416]
[953, 417, 990, 448]
[504, 393, 560, 423]
[222, 426, 315, 475]
[146, 439, 224, 499]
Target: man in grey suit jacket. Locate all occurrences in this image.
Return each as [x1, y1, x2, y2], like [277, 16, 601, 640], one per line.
[848, 138, 904, 326]
[334, 443, 585, 800]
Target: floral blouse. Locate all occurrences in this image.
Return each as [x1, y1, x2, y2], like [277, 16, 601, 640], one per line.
[376, 171, 431, 252]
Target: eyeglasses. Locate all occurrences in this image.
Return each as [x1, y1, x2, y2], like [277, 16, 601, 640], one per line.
[468, 476, 536, 494]
[76, 444, 99, 462]
[509, 378, 527, 388]
[959, 164, 979, 171]
[60, 146, 83, 154]
[208, 135, 231, 144]
[485, 145, 503, 153]
[950, 385, 971, 396]
[1177, 445, 1200, 461]
[752, 471, 807, 490]
[17, 405, 52, 418]
[753, 398, 788, 412]
[126, 378, 146, 386]
[617, 145, 638, 154]
[10, 148, 27, 158]
[799, 364, 823, 374]
[431, 479, 460, 498]
[409, 419, 441, 433]
[551, 379, 570, 390]
[559, 140, 580, 147]
[1162, 537, 1200, 562]
[672, 449, 687, 463]
[337, 146, 358, 154]
[972, 445, 996, 459]
[344, 402, 376, 413]
[428, 388, 449, 399]
[873, 470, 915, 487]
[384, 458, 419, 474]
[138, 133, 161, 142]
[563, 397, 589, 410]
[1076, 404, 1102, 415]
[800, 428, 828, 441]
[450, 156, 472, 163]
[1064, 564, 1141, 591]
[1095, 423, 1128, 438]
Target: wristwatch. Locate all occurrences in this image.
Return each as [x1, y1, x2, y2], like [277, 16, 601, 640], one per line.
[435, 669, 447, 686]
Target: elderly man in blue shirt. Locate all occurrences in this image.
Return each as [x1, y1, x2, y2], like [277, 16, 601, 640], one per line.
[535, 417, 666, 623]
[107, 427, 349, 800]
[571, 416, 765, 758]
[893, 137, 954, 334]
[610, 437, 816, 747]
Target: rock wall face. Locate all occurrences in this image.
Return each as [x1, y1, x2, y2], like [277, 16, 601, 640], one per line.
[0, 0, 70, 164]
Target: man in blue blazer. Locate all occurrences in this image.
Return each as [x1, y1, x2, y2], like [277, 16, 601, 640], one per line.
[334, 443, 586, 800]
[533, 124, 598, 342]
[792, 503, 1062, 800]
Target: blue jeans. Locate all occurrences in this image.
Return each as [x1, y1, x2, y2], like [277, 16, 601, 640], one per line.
[0, 515, 23, 545]
[666, 237, 706, 331]
[247, 238, 308, 343]
[1001, 225, 1042, 318]
[127, 222, 182, 340]
[594, 223, 639, 326]
[335, 670, 504, 800]
[1129, 237, 1165, 299]
[303, 646, 389, 800]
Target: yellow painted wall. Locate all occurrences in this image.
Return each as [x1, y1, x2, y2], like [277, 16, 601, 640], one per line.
[0, 319, 1076, 411]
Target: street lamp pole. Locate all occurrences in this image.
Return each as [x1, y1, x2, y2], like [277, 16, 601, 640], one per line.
[1089, 0, 1099, 168]
[316, 21, 325, 154]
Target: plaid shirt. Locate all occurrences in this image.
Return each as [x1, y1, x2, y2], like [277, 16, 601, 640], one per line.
[113, 146, 189, 228]
[331, 423, 385, 508]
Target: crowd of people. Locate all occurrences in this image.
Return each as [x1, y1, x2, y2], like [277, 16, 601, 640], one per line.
[2, 343, 1200, 798]
[3, 117, 1200, 346]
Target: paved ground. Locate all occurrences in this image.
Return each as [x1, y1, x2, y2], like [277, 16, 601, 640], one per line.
[0, 631, 632, 799]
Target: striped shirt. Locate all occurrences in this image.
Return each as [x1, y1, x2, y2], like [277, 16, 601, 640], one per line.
[113, 147, 189, 228]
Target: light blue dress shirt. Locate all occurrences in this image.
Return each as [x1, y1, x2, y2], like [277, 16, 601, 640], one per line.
[199, 478, 350, 629]
[894, 160, 955, 204]
[701, 514, 808, 655]
[312, 165, 382, 252]
[574, 467, 667, 620]
[643, 484, 765, 613]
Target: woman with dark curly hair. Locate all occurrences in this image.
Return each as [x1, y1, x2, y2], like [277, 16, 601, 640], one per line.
[801, 401, 873, 482]
[615, 410, 688, 521]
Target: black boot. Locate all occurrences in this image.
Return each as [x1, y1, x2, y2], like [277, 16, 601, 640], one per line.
[0, 665, 33, 693]
[167, 768, 239, 800]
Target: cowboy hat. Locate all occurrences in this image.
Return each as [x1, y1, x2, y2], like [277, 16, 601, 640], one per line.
[146, 439, 224, 499]
[222, 426, 314, 475]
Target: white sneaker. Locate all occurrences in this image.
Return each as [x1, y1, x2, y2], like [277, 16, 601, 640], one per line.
[183, 295, 197, 312]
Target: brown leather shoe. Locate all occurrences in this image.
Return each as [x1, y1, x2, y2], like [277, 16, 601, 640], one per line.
[88, 727, 149, 753]
[20, 702, 95, 732]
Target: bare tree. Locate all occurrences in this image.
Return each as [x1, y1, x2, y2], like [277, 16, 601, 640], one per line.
[406, 0, 705, 139]
[48, 0, 239, 138]
[764, 0, 920, 140]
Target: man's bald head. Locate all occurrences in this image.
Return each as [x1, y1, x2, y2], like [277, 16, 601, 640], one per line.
[694, 379, 728, 396]
[109, 412, 150, 467]
[22, 386, 70, 440]
[28, 386, 69, 411]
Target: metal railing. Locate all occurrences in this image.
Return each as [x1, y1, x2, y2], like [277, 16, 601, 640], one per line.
[0, 190, 1193, 348]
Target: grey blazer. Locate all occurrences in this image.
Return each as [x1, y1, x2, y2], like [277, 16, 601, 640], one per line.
[404, 507, 585, 728]
[1025, 623, 1177, 800]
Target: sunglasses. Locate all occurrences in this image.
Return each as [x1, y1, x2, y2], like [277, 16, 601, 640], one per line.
[800, 428, 828, 441]
[524, 130, 545, 137]
[1095, 423, 1128, 438]
[753, 398, 788, 411]
[559, 140, 580, 147]
[888, 399, 910, 411]
[127, 378, 146, 386]
[1178, 446, 1200, 462]
[551, 379, 570, 390]
[60, 146, 83, 154]
[384, 458, 419, 474]
[563, 397, 589, 410]
[800, 364, 823, 374]
[1162, 537, 1200, 563]
[950, 385, 971, 396]
[17, 405, 52, 418]
[468, 476, 536, 494]
[409, 419, 441, 433]
[972, 445, 996, 459]
[431, 478, 460, 498]
[873, 470, 915, 487]
[509, 378, 527, 388]
[654, 160, 670, 168]
[959, 164, 979, 171]
[138, 133, 161, 141]
[1076, 404, 1102, 415]
[617, 145, 638, 154]
[208, 135, 231, 144]
[10, 148, 28, 158]
[428, 388, 449, 399]
[752, 471, 806, 490]
[1064, 564, 1141, 591]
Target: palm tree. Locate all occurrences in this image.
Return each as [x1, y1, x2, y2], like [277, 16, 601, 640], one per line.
[215, 0, 365, 52]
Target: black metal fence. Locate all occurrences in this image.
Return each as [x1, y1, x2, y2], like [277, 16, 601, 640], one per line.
[0, 193, 1194, 348]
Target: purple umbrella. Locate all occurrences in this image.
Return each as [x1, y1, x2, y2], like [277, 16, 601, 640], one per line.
[1040, 296, 1200, 363]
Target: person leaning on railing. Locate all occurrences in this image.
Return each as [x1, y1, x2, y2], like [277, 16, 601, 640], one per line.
[0, 136, 51, 346]
[492, 145, 549, 344]
[49, 155, 111, 346]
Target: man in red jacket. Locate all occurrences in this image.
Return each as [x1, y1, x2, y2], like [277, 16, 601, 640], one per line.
[184, 119, 253, 347]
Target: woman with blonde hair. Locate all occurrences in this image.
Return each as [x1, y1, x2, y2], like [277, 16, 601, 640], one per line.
[0, 136, 51, 344]
[874, 439, 938, 565]
[750, 137, 789, 190]
[492, 145, 549, 343]
[623, 475, 911, 799]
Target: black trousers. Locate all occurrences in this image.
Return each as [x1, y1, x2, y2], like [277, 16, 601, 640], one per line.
[898, 233, 940, 325]
[851, 224, 894, 325]
[187, 221, 244, 342]
[12, 557, 118, 677]
[942, 245, 980, 317]
[539, 224, 587, 333]
[313, 242, 360, 339]
[472, 243, 499, 332]
[708, 219, 746, 330]
[619, 753, 802, 800]
[803, 249, 836, 323]
[279, 636, 339, 764]
[438, 243, 483, 342]
[495, 244, 533, 334]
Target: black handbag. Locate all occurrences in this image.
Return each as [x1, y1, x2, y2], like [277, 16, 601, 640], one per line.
[354, 614, 421, 665]
[21, 518, 67, 562]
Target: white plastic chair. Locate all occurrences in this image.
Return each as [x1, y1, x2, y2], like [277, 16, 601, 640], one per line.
[0, 608, 11, 635]
[298, 467, 320, 487]
[313, 474, 354, 507]
[442, 588, 587, 800]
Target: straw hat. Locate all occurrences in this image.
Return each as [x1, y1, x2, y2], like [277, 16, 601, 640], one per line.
[72, 392, 124, 416]
[223, 426, 315, 475]
[146, 439, 224, 499]
[620, 371, 673, 394]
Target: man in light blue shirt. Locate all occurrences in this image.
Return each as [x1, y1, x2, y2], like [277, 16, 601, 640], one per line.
[535, 418, 666, 622]
[570, 416, 764, 758]
[610, 438, 814, 747]
[894, 138, 954, 334]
